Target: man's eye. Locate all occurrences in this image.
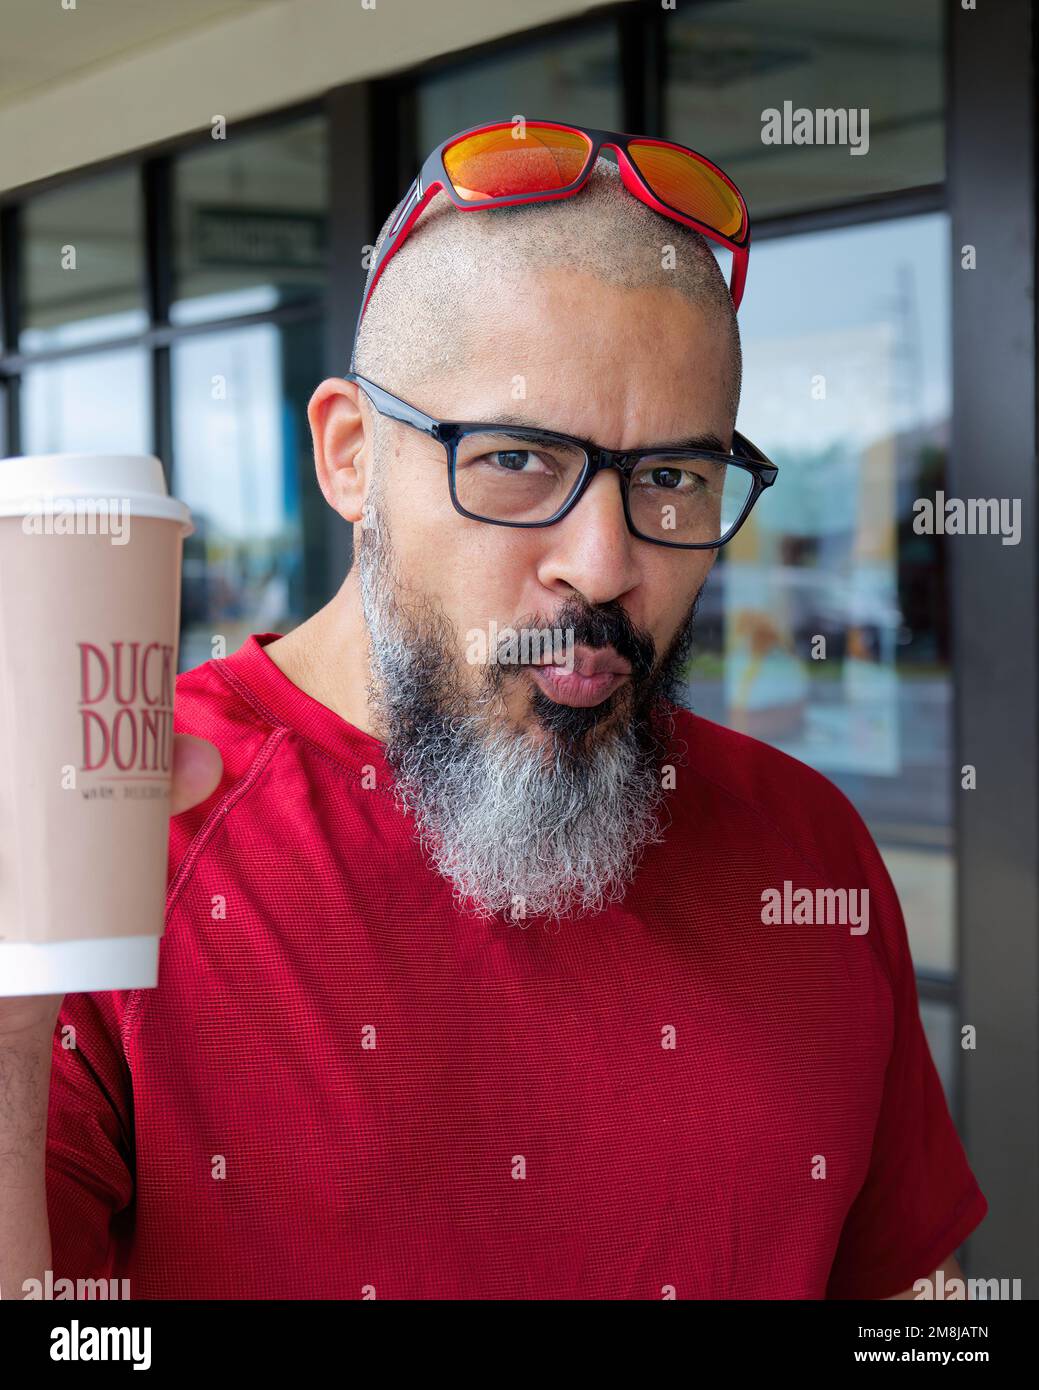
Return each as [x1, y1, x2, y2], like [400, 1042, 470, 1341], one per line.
[493, 450, 535, 472]
[638, 467, 709, 491]
[476, 450, 550, 474]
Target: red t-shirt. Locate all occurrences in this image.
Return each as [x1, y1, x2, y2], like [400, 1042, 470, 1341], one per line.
[45, 632, 987, 1299]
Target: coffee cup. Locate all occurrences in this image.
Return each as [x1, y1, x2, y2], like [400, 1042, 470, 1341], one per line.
[0, 454, 192, 996]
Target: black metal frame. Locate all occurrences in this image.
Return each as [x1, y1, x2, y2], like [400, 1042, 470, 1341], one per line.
[345, 371, 776, 549]
[0, 202, 22, 449]
[946, 0, 1037, 1295]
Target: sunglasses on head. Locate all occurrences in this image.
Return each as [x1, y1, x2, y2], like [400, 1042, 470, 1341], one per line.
[355, 119, 751, 334]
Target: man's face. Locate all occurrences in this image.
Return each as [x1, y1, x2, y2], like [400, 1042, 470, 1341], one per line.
[347, 267, 736, 919]
[365, 267, 731, 742]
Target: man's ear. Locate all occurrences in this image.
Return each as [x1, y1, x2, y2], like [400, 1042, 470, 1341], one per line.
[308, 377, 372, 524]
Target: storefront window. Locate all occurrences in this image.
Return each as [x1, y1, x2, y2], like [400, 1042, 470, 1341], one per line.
[171, 116, 328, 326]
[664, 0, 944, 219]
[20, 170, 147, 351]
[171, 316, 327, 671]
[685, 212, 953, 974]
[22, 347, 151, 454]
[416, 22, 621, 151]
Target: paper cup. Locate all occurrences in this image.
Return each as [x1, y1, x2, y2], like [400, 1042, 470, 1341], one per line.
[0, 455, 192, 997]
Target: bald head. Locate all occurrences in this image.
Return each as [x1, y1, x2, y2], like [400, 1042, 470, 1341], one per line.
[351, 156, 742, 429]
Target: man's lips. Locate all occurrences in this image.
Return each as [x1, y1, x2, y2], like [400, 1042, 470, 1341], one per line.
[566, 645, 632, 679]
[528, 644, 631, 708]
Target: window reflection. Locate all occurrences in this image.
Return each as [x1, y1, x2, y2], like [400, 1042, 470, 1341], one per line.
[171, 117, 327, 326]
[685, 213, 953, 971]
[171, 318, 326, 671]
[665, 0, 944, 219]
[416, 24, 620, 151]
[21, 349, 151, 455]
[20, 171, 147, 352]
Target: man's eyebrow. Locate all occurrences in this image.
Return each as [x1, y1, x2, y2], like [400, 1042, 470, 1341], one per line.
[472, 412, 730, 455]
[653, 431, 729, 454]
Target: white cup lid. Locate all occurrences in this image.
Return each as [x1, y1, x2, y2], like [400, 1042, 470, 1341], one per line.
[0, 453, 193, 534]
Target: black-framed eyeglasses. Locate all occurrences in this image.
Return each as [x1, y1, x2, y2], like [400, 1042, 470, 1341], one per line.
[345, 372, 777, 550]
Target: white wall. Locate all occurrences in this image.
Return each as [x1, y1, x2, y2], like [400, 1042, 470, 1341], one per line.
[0, 0, 593, 193]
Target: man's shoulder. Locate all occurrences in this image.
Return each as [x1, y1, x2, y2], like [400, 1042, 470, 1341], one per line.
[168, 649, 288, 885]
[666, 703, 880, 876]
[669, 703, 849, 801]
[174, 650, 280, 777]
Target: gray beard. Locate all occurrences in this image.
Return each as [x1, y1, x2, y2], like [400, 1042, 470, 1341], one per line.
[356, 490, 697, 922]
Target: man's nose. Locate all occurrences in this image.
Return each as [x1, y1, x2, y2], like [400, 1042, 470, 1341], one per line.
[536, 468, 642, 605]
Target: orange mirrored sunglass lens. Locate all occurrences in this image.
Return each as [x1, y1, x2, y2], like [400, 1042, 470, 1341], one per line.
[626, 141, 744, 239]
[443, 125, 591, 201]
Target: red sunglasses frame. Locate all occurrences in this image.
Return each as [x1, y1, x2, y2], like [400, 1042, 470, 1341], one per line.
[355, 119, 751, 337]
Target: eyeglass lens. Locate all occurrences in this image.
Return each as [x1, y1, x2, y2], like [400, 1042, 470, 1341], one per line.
[451, 430, 754, 545]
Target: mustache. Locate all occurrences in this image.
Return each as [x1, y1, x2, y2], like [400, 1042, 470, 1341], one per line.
[497, 598, 657, 683]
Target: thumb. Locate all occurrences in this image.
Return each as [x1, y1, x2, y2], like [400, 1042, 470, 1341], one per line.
[170, 734, 223, 815]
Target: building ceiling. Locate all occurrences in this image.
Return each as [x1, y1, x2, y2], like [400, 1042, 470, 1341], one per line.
[0, 0, 283, 108]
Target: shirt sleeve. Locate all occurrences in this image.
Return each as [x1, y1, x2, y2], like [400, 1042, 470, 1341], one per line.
[45, 990, 135, 1282]
[825, 838, 988, 1299]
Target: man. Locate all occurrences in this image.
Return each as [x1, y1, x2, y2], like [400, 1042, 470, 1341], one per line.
[21, 125, 986, 1298]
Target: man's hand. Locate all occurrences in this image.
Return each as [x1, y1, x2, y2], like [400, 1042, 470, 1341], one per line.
[0, 732, 222, 1299]
[170, 733, 223, 815]
[1, 735, 221, 1030]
